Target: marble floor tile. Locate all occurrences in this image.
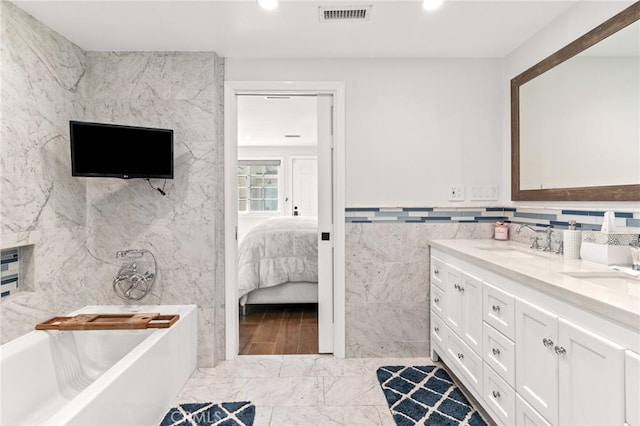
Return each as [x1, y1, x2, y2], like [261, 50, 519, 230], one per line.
[270, 405, 383, 426]
[279, 355, 365, 377]
[375, 405, 396, 426]
[173, 377, 249, 404]
[244, 377, 324, 407]
[196, 356, 283, 378]
[323, 375, 388, 406]
[362, 356, 435, 370]
[254, 406, 273, 426]
[174, 356, 443, 425]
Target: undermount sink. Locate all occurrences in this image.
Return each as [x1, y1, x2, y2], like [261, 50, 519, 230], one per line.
[563, 271, 640, 297]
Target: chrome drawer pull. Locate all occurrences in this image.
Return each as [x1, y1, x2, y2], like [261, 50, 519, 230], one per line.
[542, 338, 554, 347]
[454, 284, 459, 290]
[555, 346, 567, 355]
[434, 297, 440, 304]
[434, 269, 439, 276]
[459, 286, 464, 292]
[492, 391, 501, 399]
[492, 348, 500, 356]
[457, 353, 464, 360]
[492, 305, 500, 312]
[434, 326, 440, 333]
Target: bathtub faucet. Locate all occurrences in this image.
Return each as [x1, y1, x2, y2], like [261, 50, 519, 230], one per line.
[113, 249, 157, 301]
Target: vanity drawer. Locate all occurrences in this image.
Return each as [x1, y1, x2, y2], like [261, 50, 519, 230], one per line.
[431, 284, 445, 319]
[483, 363, 516, 426]
[483, 322, 515, 387]
[431, 310, 446, 348]
[431, 256, 445, 290]
[516, 394, 552, 426]
[445, 329, 482, 395]
[483, 282, 515, 340]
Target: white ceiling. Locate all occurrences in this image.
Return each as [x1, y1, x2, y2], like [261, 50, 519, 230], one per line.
[238, 95, 318, 146]
[12, 0, 581, 58]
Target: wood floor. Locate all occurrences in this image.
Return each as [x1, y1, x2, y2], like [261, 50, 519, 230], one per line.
[239, 303, 318, 355]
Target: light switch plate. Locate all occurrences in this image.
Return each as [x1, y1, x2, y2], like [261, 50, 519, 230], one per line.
[449, 184, 465, 201]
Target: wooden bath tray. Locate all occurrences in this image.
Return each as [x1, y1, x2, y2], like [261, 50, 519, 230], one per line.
[35, 313, 179, 330]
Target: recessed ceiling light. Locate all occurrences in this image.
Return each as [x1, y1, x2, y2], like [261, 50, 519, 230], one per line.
[422, 0, 443, 11]
[258, 0, 278, 10]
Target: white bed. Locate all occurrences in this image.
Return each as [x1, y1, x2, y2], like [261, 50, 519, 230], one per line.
[237, 216, 318, 314]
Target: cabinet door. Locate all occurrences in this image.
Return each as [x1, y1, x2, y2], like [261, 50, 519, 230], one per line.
[558, 318, 625, 426]
[444, 265, 462, 335]
[515, 299, 559, 426]
[460, 271, 482, 353]
[626, 350, 640, 426]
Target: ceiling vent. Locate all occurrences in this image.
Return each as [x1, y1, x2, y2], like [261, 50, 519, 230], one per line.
[319, 5, 372, 22]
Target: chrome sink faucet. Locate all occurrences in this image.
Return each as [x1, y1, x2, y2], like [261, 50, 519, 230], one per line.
[516, 224, 554, 251]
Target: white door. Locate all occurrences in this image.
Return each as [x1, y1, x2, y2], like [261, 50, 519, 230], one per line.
[291, 157, 318, 217]
[317, 94, 333, 353]
[515, 299, 559, 425]
[557, 318, 625, 426]
[460, 271, 482, 353]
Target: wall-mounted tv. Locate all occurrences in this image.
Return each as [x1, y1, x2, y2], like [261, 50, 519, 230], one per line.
[70, 121, 174, 179]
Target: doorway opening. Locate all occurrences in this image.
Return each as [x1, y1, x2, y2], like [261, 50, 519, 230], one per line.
[236, 94, 320, 355]
[224, 82, 346, 360]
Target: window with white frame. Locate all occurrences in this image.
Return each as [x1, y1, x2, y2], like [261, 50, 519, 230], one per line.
[237, 160, 280, 212]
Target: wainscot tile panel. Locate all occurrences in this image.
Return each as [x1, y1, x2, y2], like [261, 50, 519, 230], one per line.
[344, 206, 638, 358]
[345, 221, 493, 358]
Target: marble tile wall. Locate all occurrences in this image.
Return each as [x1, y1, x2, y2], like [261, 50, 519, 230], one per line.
[78, 51, 225, 367]
[345, 222, 494, 357]
[0, 2, 89, 343]
[1, 5, 225, 366]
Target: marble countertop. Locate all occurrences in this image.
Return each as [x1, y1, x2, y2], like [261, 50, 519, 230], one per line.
[428, 239, 640, 331]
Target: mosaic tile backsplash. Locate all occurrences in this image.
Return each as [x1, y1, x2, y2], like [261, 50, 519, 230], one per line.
[346, 207, 640, 232]
[1, 249, 19, 298]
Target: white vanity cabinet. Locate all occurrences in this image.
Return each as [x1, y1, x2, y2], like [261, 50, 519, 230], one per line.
[429, 246, 638, 426]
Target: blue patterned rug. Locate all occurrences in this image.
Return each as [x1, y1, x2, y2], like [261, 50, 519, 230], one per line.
[377, 366, 488, 426]
[160, 401, 255, 426]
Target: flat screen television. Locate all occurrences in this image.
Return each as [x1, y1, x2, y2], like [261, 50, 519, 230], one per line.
[70, 121, 174, 179]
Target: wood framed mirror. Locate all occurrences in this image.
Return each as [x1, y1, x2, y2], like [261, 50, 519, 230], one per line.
[511, 2, 640, 201]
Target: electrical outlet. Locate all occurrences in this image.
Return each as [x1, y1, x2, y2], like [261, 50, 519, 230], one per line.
[449, 184, 465, 201]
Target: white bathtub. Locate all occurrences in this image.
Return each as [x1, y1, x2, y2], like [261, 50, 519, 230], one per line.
[0, 305, 197, 426]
